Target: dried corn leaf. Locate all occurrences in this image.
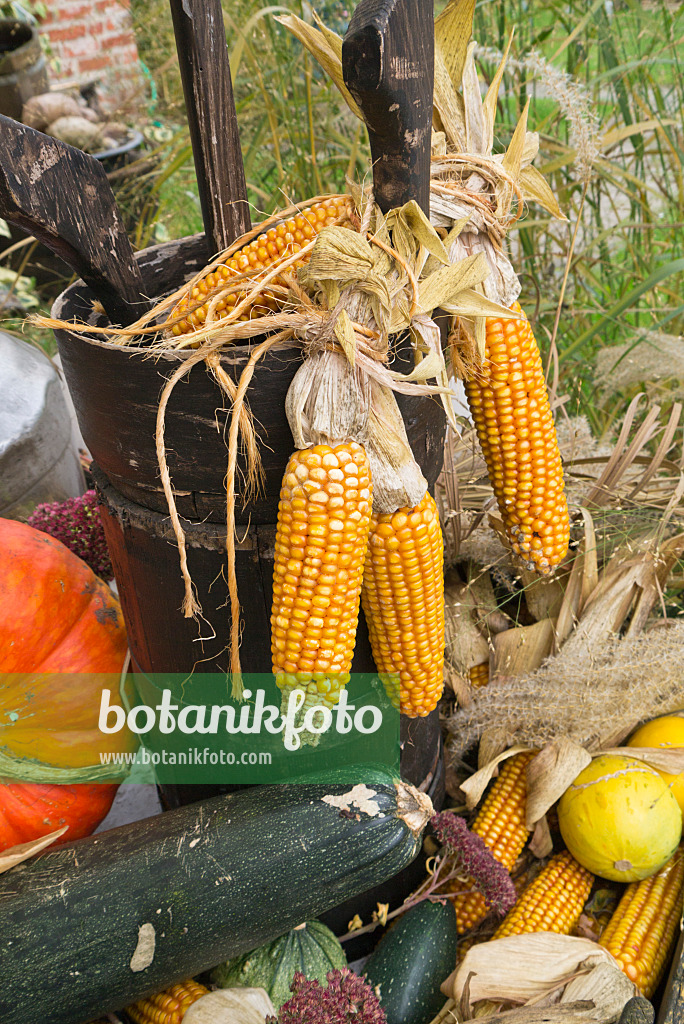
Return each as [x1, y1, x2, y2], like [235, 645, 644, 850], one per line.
[183, 987, 275, 1024]
[434, 46, 466, 151]
[492, 620, 555, 679]
[481, 32, 514, 156]
[418, 252, 488, 317]
[560, 962, 637, 1023]
[275, 15, 362, 120]
[520, 166, 567, 220]
[435, 0, 476, 93]
[599, 745, 684, 775]
[0, 826, 68, 874]
[520, 569, 567, 622]
[525, 739, 592, 829]
[442, 934, 621, 1005]
[529, 813, 553, 858]
[445, 573, 492, 674]
[365, 382, 428, 512]
[460, 744, 532, 809]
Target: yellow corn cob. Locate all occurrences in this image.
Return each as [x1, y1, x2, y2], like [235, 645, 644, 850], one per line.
[272, 442, 372, 722]
[170, 196, 351, 335]
[126, 980, 209, 1024]
[464, 302, 570, 575]
[469, 661, 490, 689]
[493, 850, 594, 938]
[600, 847, 684, 997]
[447, 751, 535, 933]
[361, 491, 444, 718]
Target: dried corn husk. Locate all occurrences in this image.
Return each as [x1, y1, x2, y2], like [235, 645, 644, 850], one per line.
[0, 827, 68, 875]
[183, 987, 275, 1023]
[442, 934, 630, 1006]
[561, 963, 637, 1023]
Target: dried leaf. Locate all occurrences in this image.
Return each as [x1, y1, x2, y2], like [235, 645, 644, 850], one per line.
[441, 287, 517, 320]
[366, 382, 428, 512]
[334, 308, 356, 367]
[482, 32, 514, 156]
[0, 826, 68, 874]
[418, 252, 488, 317]
[275, 15, 362, 120]
[444, 573, 492, 675]
[434, 46, 466, 151]
[561, 962, 637, 1022]
[393, 200, 450, 265]
[443, 934, 621, 1005]
[529, 814, 553, 858]
[599, 746, 684, 776]
[460, 744, 532, 809]
[434, 0, 476, 93]
[492, 620, 555, 679]
[526, 739, 592, 829]
[520, 166, 567, 220]
[462, 42, 486, 155]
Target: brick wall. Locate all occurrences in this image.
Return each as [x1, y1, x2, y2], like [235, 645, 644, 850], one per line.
[39, 0, 140, 94]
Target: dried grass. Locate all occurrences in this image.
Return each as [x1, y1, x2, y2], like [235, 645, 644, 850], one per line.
[447, 621, 684, 757]
[595, 331, 684, 397]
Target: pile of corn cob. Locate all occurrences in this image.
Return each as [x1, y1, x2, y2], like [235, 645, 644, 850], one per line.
[441, 751, 684, 1002]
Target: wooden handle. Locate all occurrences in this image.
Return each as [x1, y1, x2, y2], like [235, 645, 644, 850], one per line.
[169, 0, 251, 253]
[0, 115, 148, 325]
[342, 0, 434, 215]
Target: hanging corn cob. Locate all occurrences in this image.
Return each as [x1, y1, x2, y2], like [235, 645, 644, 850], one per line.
[599, 847, 684, 998]
[464, 303, 570, 576]
[126, 979, 209, 1024]
[446, 751, 534, 933]
[493, 850, 593, 939]
[361, 491, 445, 718]
[271, 441, 372, 731]
[169, 196, 352, 335]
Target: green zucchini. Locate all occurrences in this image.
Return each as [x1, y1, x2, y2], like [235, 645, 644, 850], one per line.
[212, 918, 346, 1009]
[364, 899, 458, 1024]
[0, 777, 431, 1024]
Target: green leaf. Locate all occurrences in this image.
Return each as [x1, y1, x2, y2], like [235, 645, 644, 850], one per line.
[562, 258, 684, 360]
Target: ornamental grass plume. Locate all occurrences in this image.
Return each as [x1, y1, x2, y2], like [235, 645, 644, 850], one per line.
[268, 969, 387, 1023]
[432, 811, 517, 916]
[27, 490, 113, 581]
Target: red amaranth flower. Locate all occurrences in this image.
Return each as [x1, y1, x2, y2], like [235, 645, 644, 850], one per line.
[268, 969, 387, 1023]
[432, 811, 517, 916]
[28, 490, 113, 581]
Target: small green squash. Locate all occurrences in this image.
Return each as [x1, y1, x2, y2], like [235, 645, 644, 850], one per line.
[212, 919, 347, 1010]
[364, 900, 458, 1024]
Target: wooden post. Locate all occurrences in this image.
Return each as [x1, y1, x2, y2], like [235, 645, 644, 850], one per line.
[169, 0, 251, 252]
[343, 0, 434, 215]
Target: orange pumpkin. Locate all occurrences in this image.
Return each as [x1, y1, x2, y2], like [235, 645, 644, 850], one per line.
[0, 517, 135, 853]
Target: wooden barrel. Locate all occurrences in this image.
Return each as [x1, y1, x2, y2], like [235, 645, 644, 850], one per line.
[53, 233, 447, 797]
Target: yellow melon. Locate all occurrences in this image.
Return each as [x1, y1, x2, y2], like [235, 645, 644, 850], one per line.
[558, 754, 682, 881]
[627, 715, 684, 815]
